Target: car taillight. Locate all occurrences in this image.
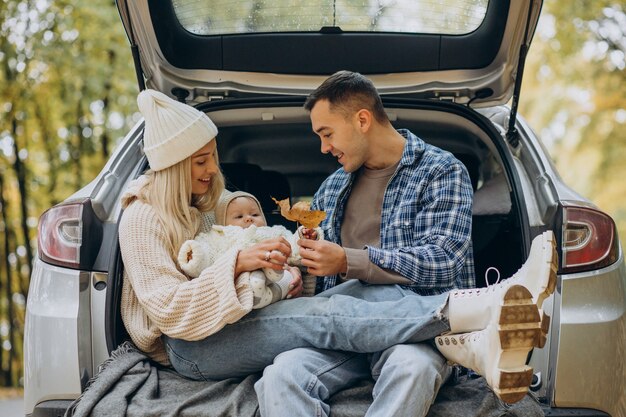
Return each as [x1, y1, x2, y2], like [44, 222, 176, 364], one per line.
[558, 203, 620, 274]
[37, 198, 103, 270]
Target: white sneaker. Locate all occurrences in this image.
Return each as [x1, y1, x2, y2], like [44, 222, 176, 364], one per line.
[448, 231, 557, 347]
[505, 231, 558, 310]
[436, 286, 542, 404]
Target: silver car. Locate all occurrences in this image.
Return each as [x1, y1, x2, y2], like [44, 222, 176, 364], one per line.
[24, 0, 625, 416]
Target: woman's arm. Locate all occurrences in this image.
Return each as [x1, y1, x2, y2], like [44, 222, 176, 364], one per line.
[120, 202, 252, 340]
[121, 203, 295, 340]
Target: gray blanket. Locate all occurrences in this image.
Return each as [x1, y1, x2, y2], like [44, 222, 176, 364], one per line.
[66, 342, 544, 417]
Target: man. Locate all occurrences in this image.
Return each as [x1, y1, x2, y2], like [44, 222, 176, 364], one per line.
[255, 71, 476, 417]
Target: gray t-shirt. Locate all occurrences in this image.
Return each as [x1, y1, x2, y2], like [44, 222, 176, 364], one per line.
[339, 162, 411, 285]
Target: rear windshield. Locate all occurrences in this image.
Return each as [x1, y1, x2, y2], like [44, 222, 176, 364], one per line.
[172, 0, 489, 36]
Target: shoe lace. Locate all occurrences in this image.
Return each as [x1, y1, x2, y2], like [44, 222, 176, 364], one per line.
[453, 267, 502, 297]
[484, 266, 501, 287]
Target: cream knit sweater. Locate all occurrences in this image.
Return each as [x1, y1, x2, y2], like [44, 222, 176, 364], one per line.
[118, 177, 253, 364]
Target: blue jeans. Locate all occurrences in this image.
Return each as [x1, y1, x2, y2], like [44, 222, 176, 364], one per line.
[255, 344, 451, 417]
[163, 281, 449, 380]
[255, 282, 452, 417]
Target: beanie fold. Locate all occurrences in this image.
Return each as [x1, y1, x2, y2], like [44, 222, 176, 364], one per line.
[144, 117, 215, 171]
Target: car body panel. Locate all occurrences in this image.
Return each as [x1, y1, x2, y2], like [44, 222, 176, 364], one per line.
[116, 0, 542, 106]
[553, 258, 626, 416]
[24, 260, 86, 414]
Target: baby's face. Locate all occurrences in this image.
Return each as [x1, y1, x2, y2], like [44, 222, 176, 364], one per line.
[225, 197, 266, 228]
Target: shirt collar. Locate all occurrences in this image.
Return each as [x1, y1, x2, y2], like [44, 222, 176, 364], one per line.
[397, 129, 425, 167]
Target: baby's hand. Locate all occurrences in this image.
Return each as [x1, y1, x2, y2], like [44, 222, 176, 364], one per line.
[300, 227, 318, 240]
[286, 266, 303, 299]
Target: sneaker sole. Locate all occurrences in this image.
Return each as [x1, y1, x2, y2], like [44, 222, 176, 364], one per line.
[494, 285, 542, 404]
[538, 311, 551, 349]
[493, 368, 534, 404]
[499, 285, 541, 327]
[536, 232, 558, 310]
[499, 285, 542, 351]
[536, 232, 558, 348]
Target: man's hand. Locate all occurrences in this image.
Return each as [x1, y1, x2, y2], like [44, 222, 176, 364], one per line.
[298, 239, 347, 276]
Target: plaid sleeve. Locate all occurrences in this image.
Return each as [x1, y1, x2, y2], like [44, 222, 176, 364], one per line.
[368, 162, 474, 291]
[310, 171, 345, 245]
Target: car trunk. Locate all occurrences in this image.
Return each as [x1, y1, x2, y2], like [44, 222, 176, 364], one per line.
[106, 97, 528, 353]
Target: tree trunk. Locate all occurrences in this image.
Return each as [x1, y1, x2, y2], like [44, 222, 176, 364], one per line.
[73, 99, 83, 190]
[34, 101, 59, 206]
[11, 117, 32, 298]
[101, 49, 116, 159]
[0, 171, 7, 386]
[0, 171, 15, 386]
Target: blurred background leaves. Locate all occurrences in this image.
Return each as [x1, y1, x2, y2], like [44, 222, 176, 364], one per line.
[0, 0, 137, 386]
[0, 0, 624, 387]
[521, 0, 626, 233]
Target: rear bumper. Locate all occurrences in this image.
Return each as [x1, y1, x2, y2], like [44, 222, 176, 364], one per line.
[27, 400, 73, 417]
[25, 401, 610, 417]
[542, 406, 611, 417]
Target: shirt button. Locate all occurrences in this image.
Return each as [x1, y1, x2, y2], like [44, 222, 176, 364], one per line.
[404, 221, 410, 226]
[381, 259, 385, 265]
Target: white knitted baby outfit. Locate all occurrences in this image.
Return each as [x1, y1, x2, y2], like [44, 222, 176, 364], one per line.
[178, 224, 304, 308]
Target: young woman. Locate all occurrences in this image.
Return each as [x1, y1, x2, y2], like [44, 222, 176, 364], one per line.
[118, 89, 556, 405]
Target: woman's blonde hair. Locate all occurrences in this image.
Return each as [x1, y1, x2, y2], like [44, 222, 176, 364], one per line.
[144, 148, 225, 258]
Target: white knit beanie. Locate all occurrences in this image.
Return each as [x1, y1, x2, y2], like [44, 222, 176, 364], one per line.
[137, 89, 218, 171]
[215, 191, 267, 226]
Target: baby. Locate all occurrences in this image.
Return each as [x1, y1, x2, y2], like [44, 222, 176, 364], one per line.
[178, 191, 322, 309]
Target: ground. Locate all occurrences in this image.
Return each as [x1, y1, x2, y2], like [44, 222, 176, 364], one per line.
[0, 387, 22, 400]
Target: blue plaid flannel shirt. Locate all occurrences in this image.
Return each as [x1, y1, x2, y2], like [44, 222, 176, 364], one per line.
[312, 129, 475, 295]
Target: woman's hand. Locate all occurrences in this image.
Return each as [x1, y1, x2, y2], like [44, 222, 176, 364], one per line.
[234, 237, 292, 277]
[286, 266, 303, 299]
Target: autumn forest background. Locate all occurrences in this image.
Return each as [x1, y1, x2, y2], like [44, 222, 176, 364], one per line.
[0, 0, 624, 387]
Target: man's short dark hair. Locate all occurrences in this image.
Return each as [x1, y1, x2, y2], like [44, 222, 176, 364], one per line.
[304, 71, 388, 123]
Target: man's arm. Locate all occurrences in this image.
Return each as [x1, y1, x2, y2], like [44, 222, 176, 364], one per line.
[343, 248, 412, 285]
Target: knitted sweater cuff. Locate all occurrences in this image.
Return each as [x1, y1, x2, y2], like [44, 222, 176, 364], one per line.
[210, 247, 254, 323]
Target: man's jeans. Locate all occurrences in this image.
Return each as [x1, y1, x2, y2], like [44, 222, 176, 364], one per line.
[163, 281, 449, 380]
[255, 344, 451, 417]
[255, 282, 453, 417]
